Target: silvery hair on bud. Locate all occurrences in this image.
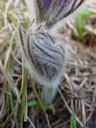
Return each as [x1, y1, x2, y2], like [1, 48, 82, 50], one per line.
[19, 26, 66, 104]
[20, 26, 65, 87]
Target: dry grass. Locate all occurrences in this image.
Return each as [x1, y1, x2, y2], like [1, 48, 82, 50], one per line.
[0, 0, 96, 128]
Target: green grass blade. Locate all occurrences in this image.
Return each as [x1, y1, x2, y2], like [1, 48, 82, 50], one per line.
[19, 67, 28, 121]
[71, 116, 77, 128]
[30, 77, 46, 113]
[7, 41, 18, 125]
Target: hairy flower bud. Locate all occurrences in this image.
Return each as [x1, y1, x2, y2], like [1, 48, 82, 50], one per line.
[19, 26, 65, 105]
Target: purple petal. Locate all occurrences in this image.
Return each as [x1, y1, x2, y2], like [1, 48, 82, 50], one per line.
[36, 0, 85, 27]
[41, 0, 53, 9]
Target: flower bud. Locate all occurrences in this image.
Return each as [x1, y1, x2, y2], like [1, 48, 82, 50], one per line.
[36, 0, 85, 27]
[19, 26, 65, 105]
[27, 29, 64, 86]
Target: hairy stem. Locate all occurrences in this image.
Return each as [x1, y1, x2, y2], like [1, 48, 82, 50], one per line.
[42, 84, 58, 105]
